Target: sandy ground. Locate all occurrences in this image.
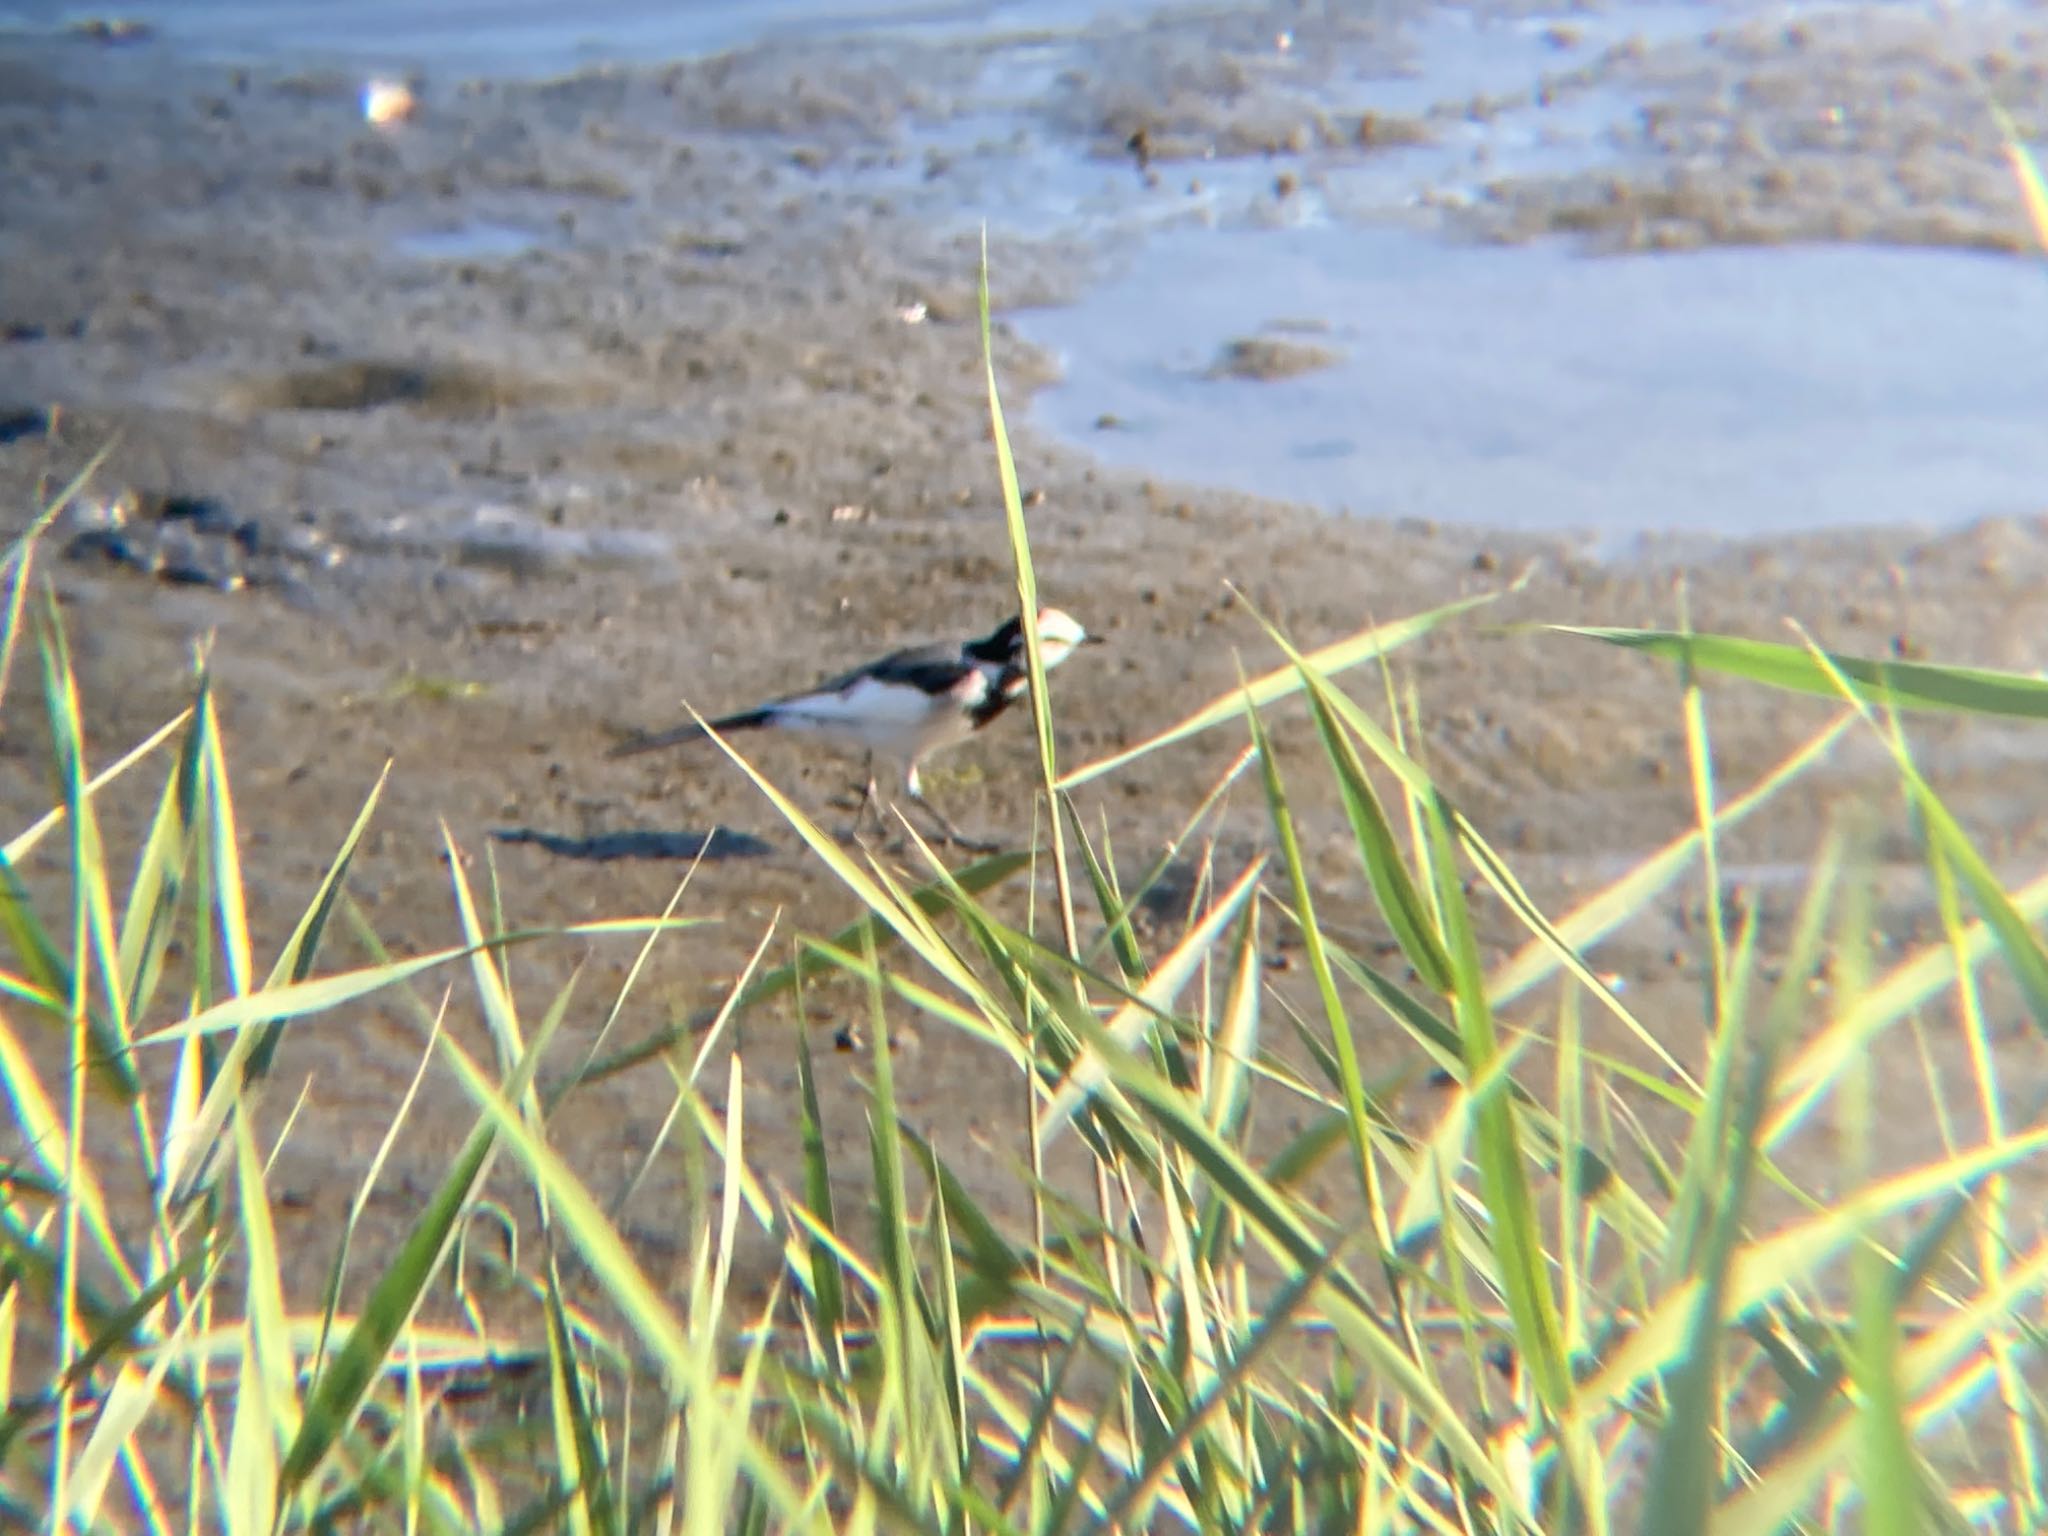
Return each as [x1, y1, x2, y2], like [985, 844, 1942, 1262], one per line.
[1465, 2, 2046, 250]
[7, 7, 2048, 1357]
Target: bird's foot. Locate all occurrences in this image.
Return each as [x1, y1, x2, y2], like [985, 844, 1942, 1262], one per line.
[906, 797, 1001, 855]
[941, 830, 1002, 856]
[831, 769, 891, 845]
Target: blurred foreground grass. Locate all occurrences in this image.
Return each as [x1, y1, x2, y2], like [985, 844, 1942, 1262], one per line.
[7, 277, 2048, 1533]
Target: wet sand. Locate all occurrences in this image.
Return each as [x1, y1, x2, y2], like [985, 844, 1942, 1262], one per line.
[7, 5, 2048, 1338]
[1465, 2, 2045, 252]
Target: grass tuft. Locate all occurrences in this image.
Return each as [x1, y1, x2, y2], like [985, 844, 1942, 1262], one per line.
[9, 260, 2048, 1530]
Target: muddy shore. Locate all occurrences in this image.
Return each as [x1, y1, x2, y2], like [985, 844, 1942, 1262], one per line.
[7, 8, 2048, 1326]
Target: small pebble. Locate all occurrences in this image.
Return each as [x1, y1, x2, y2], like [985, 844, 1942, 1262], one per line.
[69, 16, 152, 43]
[362, 78, 416, 126]
[0, 408, 47, 443]
[62, 529, 140, 566]
[158, 560, 220, 588]
[155, 493, 236, 536]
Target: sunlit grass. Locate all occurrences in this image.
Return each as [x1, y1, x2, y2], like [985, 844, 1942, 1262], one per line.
[7, 244, 2048, 1533]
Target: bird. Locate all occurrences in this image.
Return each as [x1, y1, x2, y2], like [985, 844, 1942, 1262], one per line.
[608, 607, 1100, 848]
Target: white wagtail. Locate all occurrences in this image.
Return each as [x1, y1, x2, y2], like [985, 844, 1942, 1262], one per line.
[609, 607, 1099, 847]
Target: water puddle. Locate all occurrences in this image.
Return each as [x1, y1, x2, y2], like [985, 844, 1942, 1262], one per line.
[884, 2, 1678, 241]
[33, 0, 2033, 541]
[390, 220, 544, 263]
[1014, 224, 2048, 537]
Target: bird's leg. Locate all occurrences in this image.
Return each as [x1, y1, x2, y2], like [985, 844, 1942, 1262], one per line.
[847, 752, 884, 843]
[903, 762, 999, 854]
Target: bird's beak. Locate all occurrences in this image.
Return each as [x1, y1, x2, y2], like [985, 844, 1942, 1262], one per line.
[1081, 633, 1107, 646]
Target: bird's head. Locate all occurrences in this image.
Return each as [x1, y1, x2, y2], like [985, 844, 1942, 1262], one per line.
[1030, 607, 1098, 671]
[969, 607, 1102, 670]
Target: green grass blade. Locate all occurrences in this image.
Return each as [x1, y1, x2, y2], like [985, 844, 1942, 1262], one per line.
[58, 1260, 216, 1528]
[1044, 994, 1534, 1523]
[160, 771, 393, 1206]
[990, 1326, 1087, 1520]
[0, 1012, 139, 1304]
[1641, 849, 1828, 1533]
[229, 1102, 297, 1526]
[3, 707, 192, 867]
[1063, 802, 1144, 982]
[1059, 594, 1506, 791]
[792, 1018, 846, 1341]
[247, 764, 391, 1075]
[304, 999, 446, 1408]
[978, 232, 1081, 966]
[434, 1031, 691, 1374]
[1484, 713, 1850, 1010]
[572, 849, 1028, 1088]
[1712, 1226, 2048, 1532]
[1586, 1125, 2048, 1414]
[196, 672, 256, 1003]
[1300, 673, 1453, 995]
[0, 439, 114, 576]
[1847, 1115, 1917, 1536]
[29, 607, 139, 1100]
[1554, 625, 2048, 719]
[1235, 597, 1701, 1091]
[1243, 682, 1419, 1374]
[1420, 792, 1570, 1419]
[1083, 1240, 1341, 1536]
[112, 691, 207, 1030]
[1037, 856, 1263, 1147]
[544, 1251, 615, 1536]
[144, 918, 686, 1051]
[1206, 889, 1263, 1145]
[1074, 745, 1258, 980]
[861, 922, 942, 1492]
[279, 1006, 565, 1493]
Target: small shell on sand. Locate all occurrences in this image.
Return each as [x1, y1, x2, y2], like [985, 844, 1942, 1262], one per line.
[362, 78, 417, 127]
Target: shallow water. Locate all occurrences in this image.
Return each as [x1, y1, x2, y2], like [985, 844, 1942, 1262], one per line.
[874, 12, 1644, 243]
[21, 0, 2038, 537]
[1015, 225, 2048, 536]
[4, 0, 1176, 71]
[391, 220, 545, 263]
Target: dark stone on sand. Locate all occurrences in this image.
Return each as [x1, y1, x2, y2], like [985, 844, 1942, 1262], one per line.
[152, 493, 237, 534]
[225, 360, 532, 416]
[455, 534, 552, 579]
[0, 409, 46, 444]
[62, 529, 141, 567]
[1355, 111, 1431, 149]
[491, 825, 773, 862]
[69, 17, 153, 44]
[157, 558, 223, 587]
[1206, 336, 1343, 382]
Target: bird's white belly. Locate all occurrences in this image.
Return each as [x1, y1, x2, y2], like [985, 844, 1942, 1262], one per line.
[774, 672, 988, 761]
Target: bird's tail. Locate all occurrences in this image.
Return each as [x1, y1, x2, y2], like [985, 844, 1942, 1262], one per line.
[606, 707, 773, 759]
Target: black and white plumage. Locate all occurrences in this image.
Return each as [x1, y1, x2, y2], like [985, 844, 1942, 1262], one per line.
[609, 607, 1097, 845]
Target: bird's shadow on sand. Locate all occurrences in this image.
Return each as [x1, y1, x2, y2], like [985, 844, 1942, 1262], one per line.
[491, 825, 775, 862]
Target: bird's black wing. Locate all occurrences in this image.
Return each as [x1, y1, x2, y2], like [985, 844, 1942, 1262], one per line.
[609, 642, 975, 760]
[803, 641, 976, 700]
